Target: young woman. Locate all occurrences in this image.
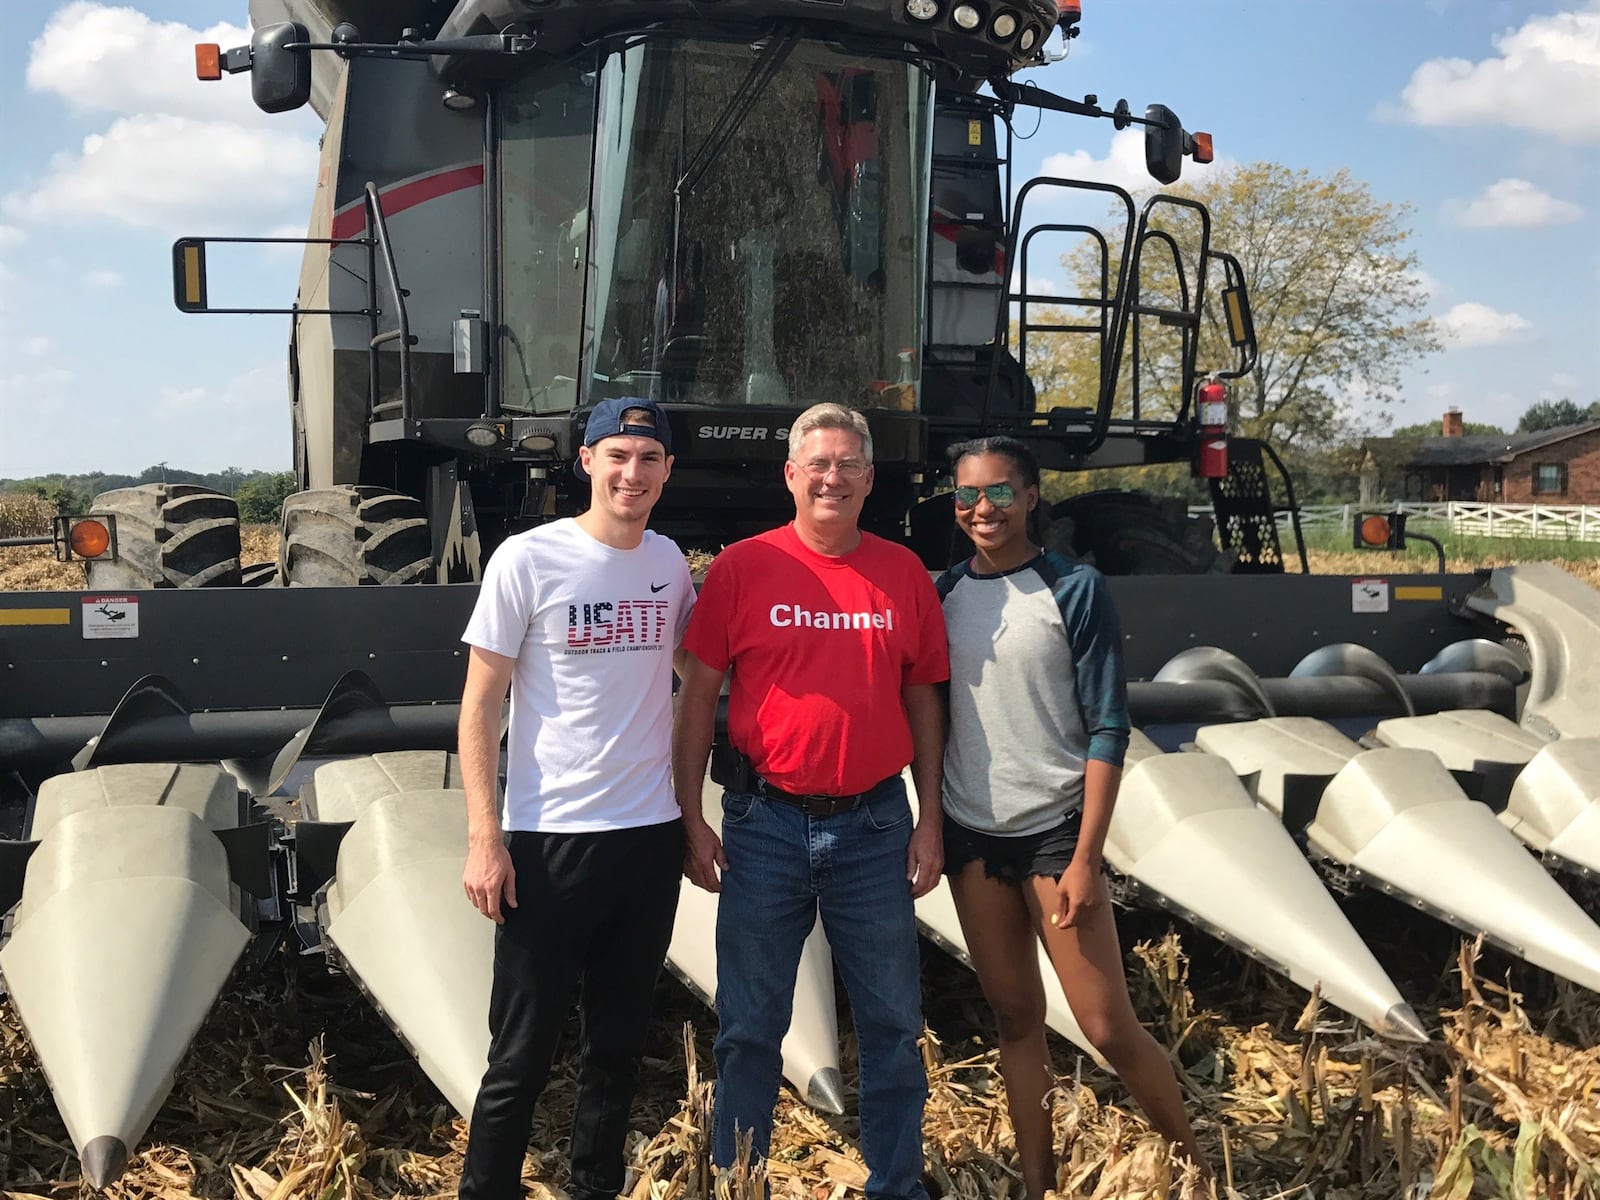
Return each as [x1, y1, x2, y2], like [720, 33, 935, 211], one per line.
[936, 436, 1205, 1196]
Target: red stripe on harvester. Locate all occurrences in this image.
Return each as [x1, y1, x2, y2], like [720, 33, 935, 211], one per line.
[331, 164, 485, 240]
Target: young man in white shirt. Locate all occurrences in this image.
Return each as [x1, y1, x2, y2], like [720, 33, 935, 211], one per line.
[457, 398, 695, 1200]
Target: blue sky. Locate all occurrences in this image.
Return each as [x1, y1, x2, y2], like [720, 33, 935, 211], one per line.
[1, 1, 1596, 478]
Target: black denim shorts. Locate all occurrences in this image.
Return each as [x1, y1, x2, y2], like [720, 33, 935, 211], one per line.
[942, 808, 1083, 885]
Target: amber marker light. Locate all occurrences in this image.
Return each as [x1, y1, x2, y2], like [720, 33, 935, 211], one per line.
[1359, 515, 1391, 548]
[1192, 132, 1214, 164]
[69, 519, 111, 559]
[195, 44, 222, 81]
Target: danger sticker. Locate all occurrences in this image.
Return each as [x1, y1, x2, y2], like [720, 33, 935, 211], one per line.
[1351, 578, 1389, 614]
[82, 595, 139, 639]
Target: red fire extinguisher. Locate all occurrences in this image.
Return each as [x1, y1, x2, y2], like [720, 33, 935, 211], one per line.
[1193, 376, 1229, 479]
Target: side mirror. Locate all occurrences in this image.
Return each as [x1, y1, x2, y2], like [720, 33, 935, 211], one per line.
[172, 238, 209, 312]
[251, 22, 311, 114]
[1144, 104, 1184, 185]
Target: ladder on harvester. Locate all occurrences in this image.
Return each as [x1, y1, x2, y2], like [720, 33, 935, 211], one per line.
[1210, 438, 1310, 574]
[921, 91, 1017, 432]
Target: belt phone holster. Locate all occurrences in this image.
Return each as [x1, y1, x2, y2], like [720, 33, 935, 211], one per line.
[709, 741, 754, 791]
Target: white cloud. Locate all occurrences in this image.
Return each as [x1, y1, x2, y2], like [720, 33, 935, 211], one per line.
[27, 3, 261, 126]
[0, 366, 75, 400]
[1437, 302, 1536, 347]
[3, 114, 318, 234]
[0, 225, 24, 249]
[1392, 3, 1600, 141]
[1040, 127, 1231, 194]
[6, 5, 319, 239]
[160, 385, 207, 414]
[86, 269, 123, 289]
[1426, 382, 1457, 401]
[1551, 372, 1580, 389]
[1452, 178, 1584, 227]
[21, 336, 51, 357]
[1407, 267, 1445, 304]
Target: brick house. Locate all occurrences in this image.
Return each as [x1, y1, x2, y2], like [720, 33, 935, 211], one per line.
[1396, 409, 1600, 503]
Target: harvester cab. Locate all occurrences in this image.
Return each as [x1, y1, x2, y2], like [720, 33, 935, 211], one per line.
[176, 0, 1237, 576]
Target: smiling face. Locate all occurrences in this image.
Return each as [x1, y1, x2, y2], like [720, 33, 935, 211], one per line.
[953, 451, 1038, 568]
[579, 433, 672, 526]
[785, 425, 874, 536]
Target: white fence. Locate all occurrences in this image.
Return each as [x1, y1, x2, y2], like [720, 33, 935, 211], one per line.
[1188, 502, 1600, 543]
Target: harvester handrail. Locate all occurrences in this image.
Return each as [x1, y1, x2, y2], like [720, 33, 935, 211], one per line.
[363, 182, 414, 422]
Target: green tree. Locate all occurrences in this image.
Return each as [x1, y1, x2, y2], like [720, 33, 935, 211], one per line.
[1389, 419, 1505, 439]
[235, 472, 297, 524]
[1026, 163, 1440, 451]
[1516, 398, 1598, 433]
[27, 481, 90, 515]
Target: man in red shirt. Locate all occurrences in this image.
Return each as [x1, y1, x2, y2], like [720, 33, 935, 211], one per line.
[673, 402, 948, 1200]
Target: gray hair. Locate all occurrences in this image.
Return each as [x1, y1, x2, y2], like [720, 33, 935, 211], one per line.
[787, 403, 873, 465]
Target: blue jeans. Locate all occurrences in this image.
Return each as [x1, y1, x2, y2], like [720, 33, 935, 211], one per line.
[712, 777, 929, 1200]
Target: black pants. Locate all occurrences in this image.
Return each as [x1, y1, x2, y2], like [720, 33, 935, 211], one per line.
[458, 819, 684, 1200]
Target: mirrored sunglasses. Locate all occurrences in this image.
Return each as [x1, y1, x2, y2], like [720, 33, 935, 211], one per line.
[953, 483, 1016, 510]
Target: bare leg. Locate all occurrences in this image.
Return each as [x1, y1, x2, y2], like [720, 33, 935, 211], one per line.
[1024, 873, 1207, 1174]
[948, 864, 1055, 1200]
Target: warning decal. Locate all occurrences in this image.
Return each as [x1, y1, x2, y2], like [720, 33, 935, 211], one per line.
[1351, 578, 1390, 614]
[82, 595, 139, 640]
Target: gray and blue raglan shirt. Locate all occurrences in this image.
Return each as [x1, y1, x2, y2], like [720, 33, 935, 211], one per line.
[937, 550, 1130, 836]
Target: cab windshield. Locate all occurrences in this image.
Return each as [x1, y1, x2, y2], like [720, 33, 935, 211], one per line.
[583, 37, 931, 410]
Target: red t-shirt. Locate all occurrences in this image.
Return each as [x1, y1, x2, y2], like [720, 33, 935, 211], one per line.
[684, 523, 950, 795]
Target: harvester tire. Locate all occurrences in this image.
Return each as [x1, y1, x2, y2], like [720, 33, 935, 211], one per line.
[1052, 490, 1225, 576]
[85, 484, 242, 589]
[278, 487, 433, 587]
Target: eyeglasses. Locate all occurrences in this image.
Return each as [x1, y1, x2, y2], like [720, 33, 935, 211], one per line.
[953, 483, 1016, 510]
[795, 458, 868, 480]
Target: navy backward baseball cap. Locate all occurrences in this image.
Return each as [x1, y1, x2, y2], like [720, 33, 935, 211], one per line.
[573, 397, 673, 480]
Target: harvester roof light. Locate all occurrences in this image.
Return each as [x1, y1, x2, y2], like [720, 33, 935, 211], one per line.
[991, 11, 1019, 39]
[906, 0, 940, 20]
[1017, 24, 1040, 51]
[441, 87, 477, 111]
[1192, 131, 1214, 164]
[68, 518, 111, 560]
[195, 44, 222, 81]
[465, 422, 504, 449]
[953, 4, 983, 30]
[1057, 0, 1083, 17]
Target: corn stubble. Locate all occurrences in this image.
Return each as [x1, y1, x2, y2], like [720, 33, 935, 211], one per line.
[4, 928, 1600, 1200]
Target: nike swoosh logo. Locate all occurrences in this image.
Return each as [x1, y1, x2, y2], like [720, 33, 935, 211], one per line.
[650, 582, 669, 593]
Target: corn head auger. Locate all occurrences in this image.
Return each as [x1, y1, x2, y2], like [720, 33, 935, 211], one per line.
[6, 0, 1600, 1188]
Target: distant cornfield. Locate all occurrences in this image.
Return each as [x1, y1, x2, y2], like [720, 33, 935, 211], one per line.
[0, 493, 53, 539]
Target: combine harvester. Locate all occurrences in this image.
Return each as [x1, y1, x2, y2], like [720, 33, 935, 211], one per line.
[6, 0, 1600, 1187]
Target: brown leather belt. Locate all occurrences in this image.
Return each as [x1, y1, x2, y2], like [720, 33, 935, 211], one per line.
[754, 774, 895, 818]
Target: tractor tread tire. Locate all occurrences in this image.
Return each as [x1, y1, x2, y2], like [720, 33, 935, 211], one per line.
[279, 486, 433, 587]
[1052, 489, 1225, 576]
[85, 484, 242, 589]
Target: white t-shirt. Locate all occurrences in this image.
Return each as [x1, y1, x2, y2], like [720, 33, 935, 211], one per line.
[462, 519, 695, 832]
